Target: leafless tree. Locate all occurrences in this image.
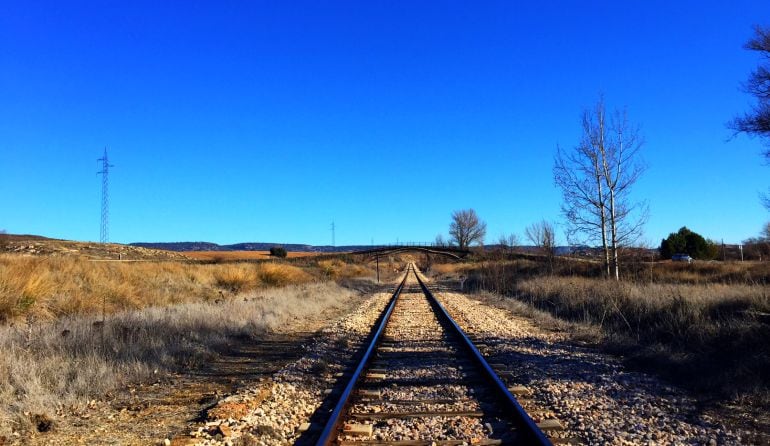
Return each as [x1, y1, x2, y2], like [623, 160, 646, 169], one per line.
[449, 209, 486, 250]
[743, 222, 770, 261]
[497, 233, 519, 253]
[731, 28, 770, 149]
[730, 26, 770, 208]
[525, 220, 556, 272]
[554, 108, 611, 276]
[434, 234, 447, 247]
[555, 98, 647, 280]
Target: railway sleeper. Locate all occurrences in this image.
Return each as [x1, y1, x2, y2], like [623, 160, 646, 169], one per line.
[357, 398, 476, 405]
[337, 440, 503, 446]
[349, 410, 486, 420]
[359, 377, 486, 387]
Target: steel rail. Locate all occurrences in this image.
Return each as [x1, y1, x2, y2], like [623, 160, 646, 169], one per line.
[314, 266, 411, 446]
[413, 269, 552, 446]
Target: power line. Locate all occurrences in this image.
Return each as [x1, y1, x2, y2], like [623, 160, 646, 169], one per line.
[97, 148, 114, 243]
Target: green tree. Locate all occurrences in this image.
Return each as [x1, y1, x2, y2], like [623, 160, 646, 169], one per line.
[660, 227, 718, 260]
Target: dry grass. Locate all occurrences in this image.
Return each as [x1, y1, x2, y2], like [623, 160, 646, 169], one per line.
[0, 282, 357, 435]
[514, 276, 770, 395]
[317, 259, 373, 280]
[0, 255, 316, 323]
[445, 258, 770, 397]
[430, 262, 472, 276]
[257, 262, 313, 286]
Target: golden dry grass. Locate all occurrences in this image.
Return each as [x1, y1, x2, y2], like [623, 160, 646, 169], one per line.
[0, 255, 316, 323]
[0, 282, 359, 435]
[318, 259, 372, 280]
[450, 258, 770, 396]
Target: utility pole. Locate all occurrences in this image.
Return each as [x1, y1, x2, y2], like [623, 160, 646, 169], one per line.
[376, 254, 380, 283]
[722, 239, 726, 261]
[97, 148, 114, 243]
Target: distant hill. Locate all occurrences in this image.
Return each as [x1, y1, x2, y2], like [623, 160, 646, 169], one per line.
[129, 241, 600, 254]
[1, 234, 189, 260]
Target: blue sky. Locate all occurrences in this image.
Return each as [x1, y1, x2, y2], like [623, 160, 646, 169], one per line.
[1, 1, 769, 246]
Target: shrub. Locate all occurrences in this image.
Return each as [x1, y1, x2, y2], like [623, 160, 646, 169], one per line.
[317, 259, 372, 280]
[256, 263, 313, 286]
[269, 246, 287, 258]
[213, 264, 258, 292]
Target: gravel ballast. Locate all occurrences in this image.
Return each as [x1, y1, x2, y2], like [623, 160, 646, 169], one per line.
[436, 290, 745, 445]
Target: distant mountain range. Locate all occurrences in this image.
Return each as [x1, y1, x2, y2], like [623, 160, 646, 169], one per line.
[128, 241, 590, 254]
[129, 241, 376, 253]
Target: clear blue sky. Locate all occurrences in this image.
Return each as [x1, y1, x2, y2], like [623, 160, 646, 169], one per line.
[2, 1, 769, 246]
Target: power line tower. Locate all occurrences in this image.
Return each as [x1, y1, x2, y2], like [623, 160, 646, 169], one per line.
[97, 148, 114, 243]
[330, 221, 336, 247]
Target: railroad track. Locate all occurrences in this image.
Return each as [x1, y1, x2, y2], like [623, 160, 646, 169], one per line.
[313, 263, 554, 445]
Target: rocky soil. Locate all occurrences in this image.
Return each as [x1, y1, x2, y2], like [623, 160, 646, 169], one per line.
[1, 236, 189, 260]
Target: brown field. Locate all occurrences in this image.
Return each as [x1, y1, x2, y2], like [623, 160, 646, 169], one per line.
[184, 250, 329, 261]
[0, 254, 372, 323]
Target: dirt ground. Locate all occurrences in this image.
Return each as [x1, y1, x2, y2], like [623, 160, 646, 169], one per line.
[12, 283, 373, 446]
[18, 334, 312, 446]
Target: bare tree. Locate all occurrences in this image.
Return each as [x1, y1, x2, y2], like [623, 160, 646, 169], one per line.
[555, 98, 647, 280]
[497, 233, 519, 253]
[434, 234, 447, 247]
[525, 220, 556, 272]
[449, 209, 486, 249]
[731, 26, 770, 148]
[601, 106, 648, 280]
[730, 26, 770, 208]
[554, 104, 611, 276]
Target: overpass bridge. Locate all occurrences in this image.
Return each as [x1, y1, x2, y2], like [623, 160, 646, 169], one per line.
[350, 243, 471, 260]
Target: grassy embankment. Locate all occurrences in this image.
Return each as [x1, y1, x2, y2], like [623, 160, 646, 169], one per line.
[431, 257, 770, 398]
[0, 255, 376, 322]
[0, 255, 374, 434]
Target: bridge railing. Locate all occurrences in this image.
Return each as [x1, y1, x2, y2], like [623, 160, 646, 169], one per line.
[367, 242, 454, 248]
